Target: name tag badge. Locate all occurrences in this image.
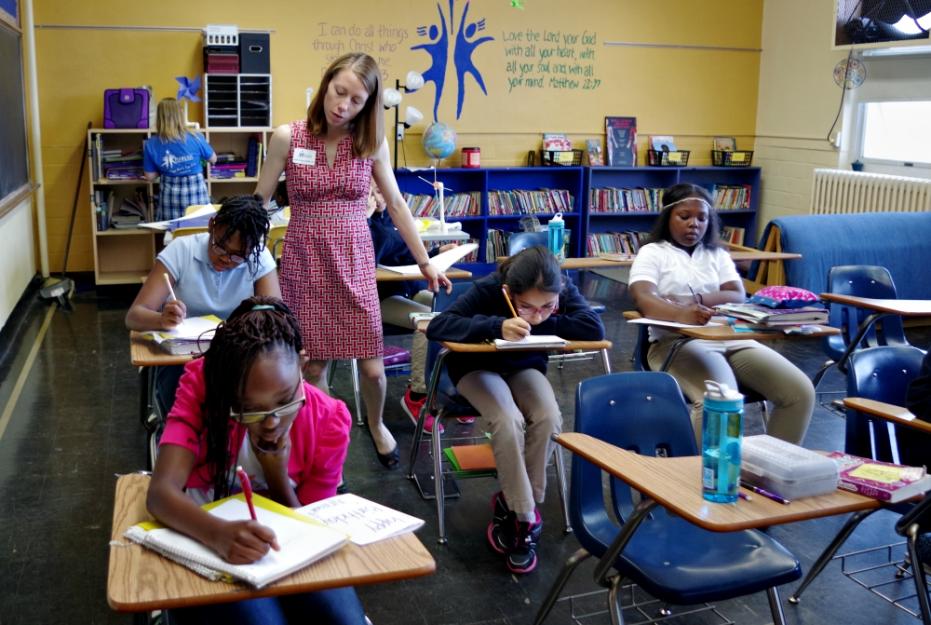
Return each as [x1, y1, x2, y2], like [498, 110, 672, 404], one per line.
[292, 148, 316, 166]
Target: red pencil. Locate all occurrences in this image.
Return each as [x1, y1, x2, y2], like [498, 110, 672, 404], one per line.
[236, 465, 258, 521]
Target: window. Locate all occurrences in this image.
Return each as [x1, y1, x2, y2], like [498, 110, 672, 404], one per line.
[860, 100, 931, 166]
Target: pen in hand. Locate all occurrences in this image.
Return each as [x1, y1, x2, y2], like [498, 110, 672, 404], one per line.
[237, 466, 258, 521]
[163, 273, 177, 302]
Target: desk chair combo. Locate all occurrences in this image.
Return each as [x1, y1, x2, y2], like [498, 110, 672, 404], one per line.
[535, 371, 801, 625]
[789, 345, 930, 619]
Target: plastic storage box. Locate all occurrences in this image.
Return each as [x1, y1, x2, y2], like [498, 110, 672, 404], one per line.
[741, 435, 839, 499]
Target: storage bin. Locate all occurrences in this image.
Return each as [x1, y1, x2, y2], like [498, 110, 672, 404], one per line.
[741, 435, 839, 500]
[541, 149, 582, 166]
[712, 150, 754, 167]
[647, 149, 689, 167]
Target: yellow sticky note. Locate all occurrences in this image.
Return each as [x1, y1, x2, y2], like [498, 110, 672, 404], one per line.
[668, 152, 682, 163]
[730, 152, 746, 163]
[849, 463, 902, 484]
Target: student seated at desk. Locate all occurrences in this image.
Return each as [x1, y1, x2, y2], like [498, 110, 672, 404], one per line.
[125, 195, 281, 414]
[628, 183, 815, 444]
[367, 183, 459, 434]
[427, 247, 604, 574]
[147, 297, 365, 625]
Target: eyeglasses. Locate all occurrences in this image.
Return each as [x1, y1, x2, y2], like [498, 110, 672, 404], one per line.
[516, 301, 558, 316]
[230, 388, 306, 424]
[210, 238, 247, 265]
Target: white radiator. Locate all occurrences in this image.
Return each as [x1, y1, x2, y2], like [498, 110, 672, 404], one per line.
[810, 169, 931, 215]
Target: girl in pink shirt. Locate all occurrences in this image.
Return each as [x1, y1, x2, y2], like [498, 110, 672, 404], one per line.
[147, 296, 365, 625]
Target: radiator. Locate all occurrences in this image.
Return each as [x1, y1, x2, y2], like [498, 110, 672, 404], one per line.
[810, 169, 931, 215]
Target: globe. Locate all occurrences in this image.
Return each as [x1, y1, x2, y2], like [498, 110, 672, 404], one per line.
[422, 122, 457, 160]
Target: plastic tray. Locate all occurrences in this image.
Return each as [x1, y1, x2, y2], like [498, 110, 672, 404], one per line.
[740, 435, 838, 500]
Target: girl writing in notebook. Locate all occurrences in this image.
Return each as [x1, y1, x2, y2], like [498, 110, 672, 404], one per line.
[255, 53, 451, 470]
[628, 183, 815, 444]
[146, 296, 365, 624]
[143, 97, 217, 221]
[427, 247, 604, 574]
[125, 194, 280, 416]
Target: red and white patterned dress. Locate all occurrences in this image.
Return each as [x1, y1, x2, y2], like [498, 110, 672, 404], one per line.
[281, 120, 382, 359]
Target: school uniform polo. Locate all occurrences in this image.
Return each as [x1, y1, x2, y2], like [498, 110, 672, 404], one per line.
[629, 240, 740, 341]
[157, 232, 276, 320]
[160, 358, 351, 506]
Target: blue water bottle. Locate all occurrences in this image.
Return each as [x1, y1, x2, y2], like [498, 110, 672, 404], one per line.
[701, 380, 744, 503]
[547, 212, 565, 260]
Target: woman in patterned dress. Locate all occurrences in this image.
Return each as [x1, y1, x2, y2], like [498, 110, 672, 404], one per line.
[256, 53, 451, 469]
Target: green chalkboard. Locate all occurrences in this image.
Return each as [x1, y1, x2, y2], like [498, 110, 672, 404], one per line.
[0, 23, 29, 209]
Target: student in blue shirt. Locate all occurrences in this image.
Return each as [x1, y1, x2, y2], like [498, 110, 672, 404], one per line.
[126, 195, 280, 415]
[144, 98, 217, 221]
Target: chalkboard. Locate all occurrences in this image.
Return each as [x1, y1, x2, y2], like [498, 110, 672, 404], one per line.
[0, 24, 29, 210]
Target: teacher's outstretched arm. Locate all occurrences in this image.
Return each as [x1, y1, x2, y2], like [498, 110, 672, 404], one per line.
[372, 138, 452, 293]
[254, 124, 292, 206]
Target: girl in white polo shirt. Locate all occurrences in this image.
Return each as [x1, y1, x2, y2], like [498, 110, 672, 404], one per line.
[629, 183, 815, 444]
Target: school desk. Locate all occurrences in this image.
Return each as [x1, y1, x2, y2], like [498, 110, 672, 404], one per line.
[818, 294, 931, 374]
[409, 338, 613, 543]
[108, 473, 436, 614]
[374, 267, 472, 282]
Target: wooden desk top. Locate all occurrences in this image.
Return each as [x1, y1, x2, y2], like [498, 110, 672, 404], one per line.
[440, 339, 612, 354]
[108, 474, 436, 612]
[842, 397, 931, 435]
[130, 332, 196, 367]
[556, 432, 878, 533]
[495, 251, 801, 270]
[820, 294, 931, 316]
[375, 267, 472, 282]
[728, 250, 802, 262]
[679, 323, 839, 341]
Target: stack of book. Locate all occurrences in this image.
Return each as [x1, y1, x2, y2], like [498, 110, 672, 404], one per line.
[714, 302, 828, 326]
[589, 186, 664, 213]
[488, 189, 573, 216]
[586, 231, 647, 256]
[829, 452, 931, 503]
[102, 149, 145, 180]
[402, 191, 481, 218]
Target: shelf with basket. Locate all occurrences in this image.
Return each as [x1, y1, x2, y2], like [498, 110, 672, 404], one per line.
[583, 166, 761, 257]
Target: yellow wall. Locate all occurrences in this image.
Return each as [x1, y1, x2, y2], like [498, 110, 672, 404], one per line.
[34, 0, 762, 272]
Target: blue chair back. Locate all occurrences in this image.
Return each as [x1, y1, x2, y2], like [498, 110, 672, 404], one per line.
[571, 372, 696, 554]
[507, 231, 547, 256]
[846, 345, 927, 463]
[824, 265, 909, 362]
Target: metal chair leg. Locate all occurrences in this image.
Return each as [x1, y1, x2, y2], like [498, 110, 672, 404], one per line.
[600, 347, 612, 374]
[607, 574, 627, 625]
[905, 525, 931, 625]
[789, 508, 881, 603]
[349, 358, 364, 427]
[533, 548, 591, 625]
[553, 446, 571, 534]
[433, 405, 447, 544]
[766, 586, 787, 625]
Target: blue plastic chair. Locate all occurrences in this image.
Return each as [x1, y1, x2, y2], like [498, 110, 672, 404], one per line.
[789, 345, 927, 605]
[535, 372, 801, 625]
[814, 265, 913, 388]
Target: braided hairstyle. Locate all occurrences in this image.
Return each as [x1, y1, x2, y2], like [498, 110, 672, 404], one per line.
[211, 194, 271, 273]
[202, 295, 303, 499]
[498, 246, 563, 296]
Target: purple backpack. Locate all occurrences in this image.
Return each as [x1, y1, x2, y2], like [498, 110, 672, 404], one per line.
[103, 88, 150, 129]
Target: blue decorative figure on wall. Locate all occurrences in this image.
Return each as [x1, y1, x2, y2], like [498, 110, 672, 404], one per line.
[453, 0, 494, 119]
[411, 2, 450, 122]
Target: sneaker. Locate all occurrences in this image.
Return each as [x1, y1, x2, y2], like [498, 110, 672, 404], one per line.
[400, 387, 443, 435]
[486, 491, 514, 554]
[506, 510, 543, 574]
[456, 415, 477, 425]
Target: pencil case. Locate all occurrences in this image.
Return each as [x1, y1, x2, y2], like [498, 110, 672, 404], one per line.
[741, 435, 838, 500]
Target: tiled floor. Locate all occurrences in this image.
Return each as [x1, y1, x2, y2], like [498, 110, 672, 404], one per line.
[0, 274, 928, 625]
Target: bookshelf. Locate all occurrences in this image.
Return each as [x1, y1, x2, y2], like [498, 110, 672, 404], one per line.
[394, 167, 585, 274]
[87, 127, 270, 285]
[584, 166, 761, 257]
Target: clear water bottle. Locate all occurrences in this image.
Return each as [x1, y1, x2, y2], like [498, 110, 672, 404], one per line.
[547, 212, 565, 260]
[701, 380, 744, 503]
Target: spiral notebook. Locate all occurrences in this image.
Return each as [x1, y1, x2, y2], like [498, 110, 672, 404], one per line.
[124, 493, 348, 588]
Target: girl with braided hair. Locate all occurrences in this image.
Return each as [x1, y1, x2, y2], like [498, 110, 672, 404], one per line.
[147, 296, 366, 624]
[126, 194, 281, 416]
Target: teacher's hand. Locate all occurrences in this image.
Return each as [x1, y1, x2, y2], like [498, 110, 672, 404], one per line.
[421, 264, 452, 294]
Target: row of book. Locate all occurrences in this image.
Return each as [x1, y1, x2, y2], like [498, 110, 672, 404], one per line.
[586, 231, 648, 256]
[712, 184, 753, 210]
[721, 226, 746, 246]
[589, 187, 664, 213]
[401, 191, 481, 218]
[487, 189, 574, 216]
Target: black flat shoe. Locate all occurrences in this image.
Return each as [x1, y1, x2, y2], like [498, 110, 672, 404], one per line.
[372, 438, 400, 470]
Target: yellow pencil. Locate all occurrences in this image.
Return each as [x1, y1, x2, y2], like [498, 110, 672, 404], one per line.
[501, 286, 519, 318]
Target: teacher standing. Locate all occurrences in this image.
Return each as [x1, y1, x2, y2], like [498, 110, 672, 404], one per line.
[255, 53, 451, 469]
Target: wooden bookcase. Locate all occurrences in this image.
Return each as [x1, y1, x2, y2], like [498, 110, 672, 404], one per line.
[87, 127, 270, 285]
[394, 167, 585, 274]
[584, 166, 761, 256]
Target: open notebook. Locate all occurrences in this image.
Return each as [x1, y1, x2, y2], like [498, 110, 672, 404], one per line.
[142, 315, 221, 355]
[297, 494, 425, 546]
[124, 493, 348, 588]
[493, 335, 567, 350]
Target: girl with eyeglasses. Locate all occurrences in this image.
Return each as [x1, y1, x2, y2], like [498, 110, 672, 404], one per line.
[146, 296, 366, 624]
[426, 247, 604, 574]
[126, 194, 281, 415]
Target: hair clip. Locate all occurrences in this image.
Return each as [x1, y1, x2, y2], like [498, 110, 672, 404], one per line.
[251, 304, 275, 311]
[661, 197, 712, 211]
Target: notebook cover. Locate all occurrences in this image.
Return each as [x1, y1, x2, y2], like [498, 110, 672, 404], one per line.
[449, 443, 496, 471]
